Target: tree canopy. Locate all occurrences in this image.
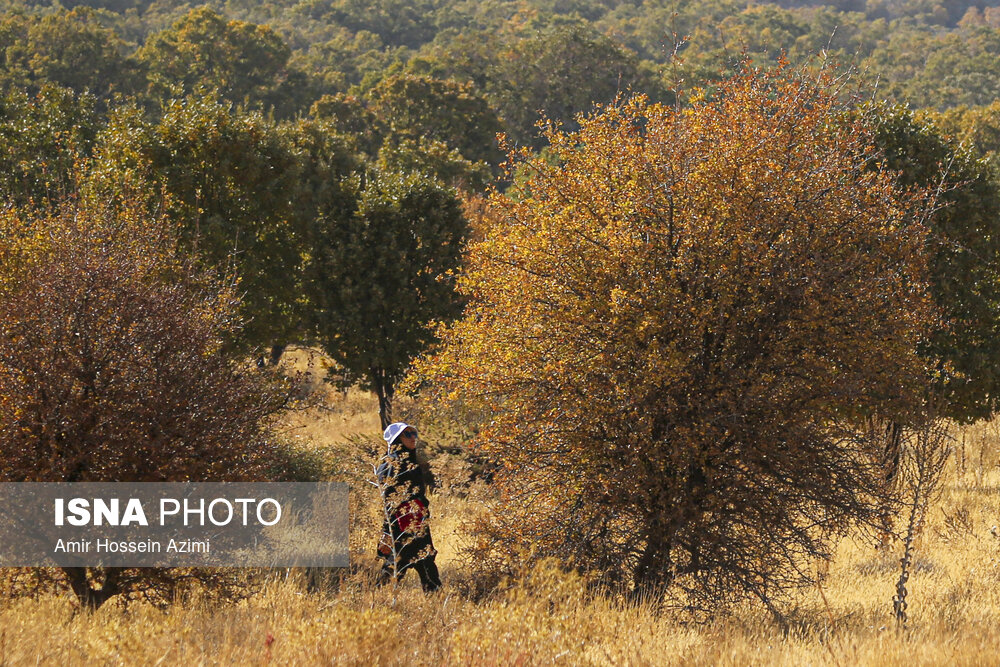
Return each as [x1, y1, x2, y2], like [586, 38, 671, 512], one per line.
[312, 168, 467, 427]
[413, 65, 938, 607]
[867, 103, 1000, 422]
[91, 95, 305, 350]
[136, 7, 295, 111]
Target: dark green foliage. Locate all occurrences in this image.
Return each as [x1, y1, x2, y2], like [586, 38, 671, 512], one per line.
[309, 78, 498, 189]
[309, 169, 467, 427]
[137, 6, 297, 111]
[366, 73, 503, 168]
[288, 116, 364, 347]
[0, 8, 140, 101]
[868, 103, 1000, 421]
[497, 23, 658, 147]
[301, 0, 442, 48]
[2, 0, 1000, 145]
[416, 22, 664, 149]
[0, 84, 99, 206]
[92, 95, 304, 350]
[867, 26, 1000, 110]
[377, 137, 492, 191]
[310, 92, 386, 157]
[285, 117, 363, 218]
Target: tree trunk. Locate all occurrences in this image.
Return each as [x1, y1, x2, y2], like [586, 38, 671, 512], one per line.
[876, 418, 904, 549]
[269, 343, 286, 366]
[633, 465, 708, 594]
[632, 516, 676, 595]
[883, 420, 903, 487]
[63, 566, 123, 610]
[371, 368, 394, 430]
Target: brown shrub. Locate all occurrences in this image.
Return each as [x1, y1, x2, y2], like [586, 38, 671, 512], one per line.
[0, 193, 288, 606]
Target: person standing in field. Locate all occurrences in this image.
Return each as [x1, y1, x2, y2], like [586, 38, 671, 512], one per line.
[376, 422, 442, 591]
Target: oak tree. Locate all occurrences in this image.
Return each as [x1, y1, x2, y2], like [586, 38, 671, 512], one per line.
[312, 169, 467, 428]
[91, 95, 303, 352]
[137, 7, 293, 111]
[0, 8, 139, 102]
[413, 64, 939, 610]
[0, 84, 99, 207]
[867, 103, 1000, 422]
[366, 73, 503, 169]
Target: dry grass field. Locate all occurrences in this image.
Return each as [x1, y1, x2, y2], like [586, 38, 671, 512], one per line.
[1, 349, 999, 665]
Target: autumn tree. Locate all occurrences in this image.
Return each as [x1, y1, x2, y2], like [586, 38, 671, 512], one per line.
[0, 192, 287, 608]
[412, 65, 939, 610]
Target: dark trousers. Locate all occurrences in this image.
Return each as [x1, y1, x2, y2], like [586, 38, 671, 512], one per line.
[379, 531, 442, 592]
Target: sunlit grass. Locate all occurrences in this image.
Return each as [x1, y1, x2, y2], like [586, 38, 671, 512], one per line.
[1, 381, 999, 665]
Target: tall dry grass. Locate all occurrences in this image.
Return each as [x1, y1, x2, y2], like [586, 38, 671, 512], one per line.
[2, 374, 999, 665]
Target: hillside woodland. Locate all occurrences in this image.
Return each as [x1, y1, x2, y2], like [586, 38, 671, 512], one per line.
[1, 0, 1000, 660]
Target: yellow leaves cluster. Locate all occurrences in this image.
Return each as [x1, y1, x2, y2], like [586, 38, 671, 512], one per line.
[411, 63, 940, 598]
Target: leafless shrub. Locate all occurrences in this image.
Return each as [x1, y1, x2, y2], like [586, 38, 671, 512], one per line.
[936, 507, 976, 544]
[892, 418, 953, 629]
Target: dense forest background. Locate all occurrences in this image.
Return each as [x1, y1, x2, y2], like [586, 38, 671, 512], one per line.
[4, 0, 1000, 423]
[5, 0, 1000, 147]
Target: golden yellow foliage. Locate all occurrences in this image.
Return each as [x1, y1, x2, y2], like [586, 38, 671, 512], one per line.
[411, 63, 939, 609]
